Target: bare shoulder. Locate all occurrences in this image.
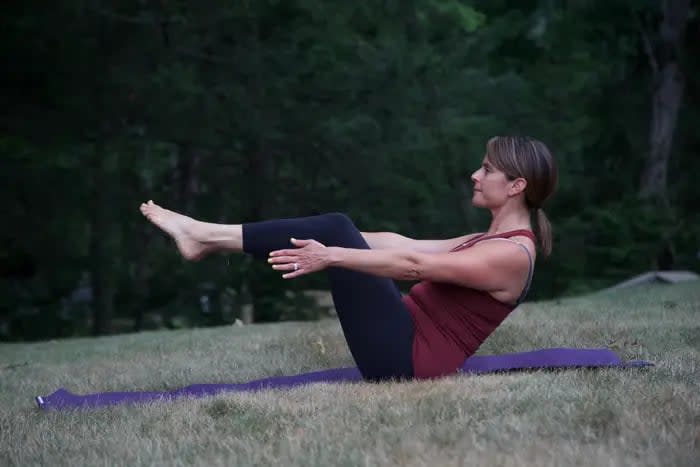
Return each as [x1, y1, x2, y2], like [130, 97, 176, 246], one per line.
[471, 234, 537, 264]
[507, 234, 537, 259]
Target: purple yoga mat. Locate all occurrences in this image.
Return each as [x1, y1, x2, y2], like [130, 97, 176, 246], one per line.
[35, 347, 651, 411]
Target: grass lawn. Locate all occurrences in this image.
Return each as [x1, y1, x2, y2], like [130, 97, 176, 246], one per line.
[1, 282, 698, 466]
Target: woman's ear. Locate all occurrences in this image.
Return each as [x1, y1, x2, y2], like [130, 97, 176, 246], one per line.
[509, 177, 527, 196]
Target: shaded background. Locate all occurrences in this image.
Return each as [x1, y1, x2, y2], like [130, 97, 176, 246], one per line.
[1, 0, 698, 341]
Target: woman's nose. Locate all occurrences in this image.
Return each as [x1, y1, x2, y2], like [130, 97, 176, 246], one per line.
[470, 169, 480, 183]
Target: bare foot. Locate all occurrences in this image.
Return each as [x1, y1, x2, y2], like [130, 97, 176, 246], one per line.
[139, 200, 211, 261]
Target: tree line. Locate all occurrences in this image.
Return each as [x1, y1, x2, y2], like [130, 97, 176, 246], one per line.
[1, 0, 697, 341]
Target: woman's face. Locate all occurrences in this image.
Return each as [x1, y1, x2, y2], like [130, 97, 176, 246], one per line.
[470, 157, 512, 208]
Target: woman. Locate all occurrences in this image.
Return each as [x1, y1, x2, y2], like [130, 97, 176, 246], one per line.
[139, 136, 558, 381]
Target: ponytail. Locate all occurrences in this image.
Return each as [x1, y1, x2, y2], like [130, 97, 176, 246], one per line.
[533, 208, 553, 258]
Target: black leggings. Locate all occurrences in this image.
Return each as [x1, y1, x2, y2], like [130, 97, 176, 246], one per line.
[242, 213, 414, 381]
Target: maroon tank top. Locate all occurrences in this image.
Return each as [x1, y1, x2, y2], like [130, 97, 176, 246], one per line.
[403, 229, 536, 379]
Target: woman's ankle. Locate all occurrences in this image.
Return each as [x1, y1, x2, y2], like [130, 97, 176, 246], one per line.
[196, 222, 243, 252]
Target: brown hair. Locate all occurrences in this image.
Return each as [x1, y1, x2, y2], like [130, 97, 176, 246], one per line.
[485, 136, 558, 257]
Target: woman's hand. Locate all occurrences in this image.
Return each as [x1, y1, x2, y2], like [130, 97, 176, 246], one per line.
[268, 238, 330, 279]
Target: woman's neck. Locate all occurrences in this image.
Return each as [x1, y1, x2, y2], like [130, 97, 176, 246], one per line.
[486, 204, 532, 235]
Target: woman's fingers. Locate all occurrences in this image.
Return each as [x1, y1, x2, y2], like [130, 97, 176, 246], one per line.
[268, 255, 305, 276]
[270, 248, 296, 257]
[268, 238, 325, 280]
[290, 238, 312, 247]
[282, 269, 304, 279]
[270, 238, 319, 257]
[268, 255, 296, 264]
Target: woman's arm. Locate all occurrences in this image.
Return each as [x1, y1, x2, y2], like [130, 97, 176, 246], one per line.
[327, 240, 530, 291]
[328, 247, 423, 281]
[360, 231, 483, 253]
[269, 237, 531, 302]
[360, 232, 414, 250]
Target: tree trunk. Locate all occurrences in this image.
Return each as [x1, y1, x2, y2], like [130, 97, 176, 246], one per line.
[90, 2, 116, 336]
[90, 144, 115, 335]
[637, 0, 690, 270]
[131, 226, 150, 332]
[640, 65, 684, 204]
[638, 0, 690, 204]
[241, 6, 276, 325]
[243, 148, 274, 325]
[172, 143, 203, 212]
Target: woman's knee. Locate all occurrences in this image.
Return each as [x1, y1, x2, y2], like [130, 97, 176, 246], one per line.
[314, 212, 365, 247]
[321, 212, 356, 231]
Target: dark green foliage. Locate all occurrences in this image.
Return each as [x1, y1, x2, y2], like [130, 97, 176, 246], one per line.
[1, 0, 698, 340]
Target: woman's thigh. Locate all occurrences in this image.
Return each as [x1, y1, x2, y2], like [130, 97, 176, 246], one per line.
[242, 213, 414, 380]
